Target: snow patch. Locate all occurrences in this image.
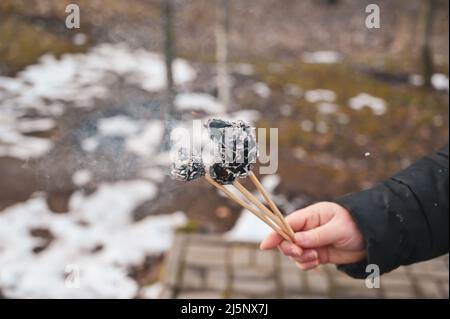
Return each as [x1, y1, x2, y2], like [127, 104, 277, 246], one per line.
[252, 82, 271, 99]
[69, 180, 157, 227]
[302, 51, 343, 64]
[317, 102, 339, 114]
[17, 118, 56, 133]
[261, 175, 281, 194]
[0, 114, 53, 159]
[431, 73, 449, 91]
[141, 282, 164, 299]
[126, 121, 164, 157]
[72, 169, 93, 187]
[305, 89, 336, 103]
[97, 115, 141, 137]
[72, 33, 88, 46]
[175, 93, 225, 114]
[226, 210, 272, 242]
[349, 93, 387, 116]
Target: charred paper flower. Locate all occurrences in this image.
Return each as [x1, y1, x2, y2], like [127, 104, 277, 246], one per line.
[205, 119, 258, 185]
[171, 149, 206, 182]
[170, 120, 292, 242]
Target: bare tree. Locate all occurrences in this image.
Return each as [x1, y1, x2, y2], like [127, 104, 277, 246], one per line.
[161, 0, 176, 150]
[162, 0, 175, 108]
[215, 0, 231, 108]
[421, 0, 437, 87]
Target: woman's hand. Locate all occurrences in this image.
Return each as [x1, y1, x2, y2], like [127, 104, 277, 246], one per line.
[260, 202, 367, 270]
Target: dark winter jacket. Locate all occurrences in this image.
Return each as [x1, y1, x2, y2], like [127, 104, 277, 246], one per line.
[336, 144, 449, 279]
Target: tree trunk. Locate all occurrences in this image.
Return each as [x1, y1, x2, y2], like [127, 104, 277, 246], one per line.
[161, 0, 176, 150]
[215, 0, 231, 109]
[421, 0, 437, 88]
[162, 0, 175, 108]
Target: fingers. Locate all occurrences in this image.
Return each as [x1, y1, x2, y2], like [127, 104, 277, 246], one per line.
[260, 206, 319, 250]
[278, 241, 303, 257]
[286, 202, 336, 231]
[273, 241, 366, 271]
[294, 221, 339, 248]
[284, 209, 310, 231]
[290, 247, 366, 271]
[277, 240, 319, 271]
[292, 249, 365, 272]
[261, 202, 339, 251]
[260, 231, 283, 250]
[291, 249, 318, 263]
[277, 241, 320, 264]
[292, 248, 363, 271]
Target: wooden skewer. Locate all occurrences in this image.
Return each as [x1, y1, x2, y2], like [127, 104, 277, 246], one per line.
[248, 172, 295, 238]
[232, 180, 286, 229]
[204, 175, 284, 234]
[204, 175, 288, 239]
[204, 175, 291, 242]
[233, 180, 294, 242]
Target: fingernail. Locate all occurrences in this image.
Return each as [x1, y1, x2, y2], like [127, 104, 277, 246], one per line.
[279, 241, 290, 253]
[308, 250, 318, 260]
[291, 245, 302, 256]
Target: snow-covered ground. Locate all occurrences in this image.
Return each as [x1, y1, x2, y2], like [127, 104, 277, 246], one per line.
[0, 184, 187, 298]
[0, 43, 196, 111]
[0, 42, 266, 298]
[0, 43, 196, 162]
[0, 43, 191, 298]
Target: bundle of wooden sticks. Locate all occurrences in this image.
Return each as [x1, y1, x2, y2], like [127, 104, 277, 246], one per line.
[204, 172, 295, 241]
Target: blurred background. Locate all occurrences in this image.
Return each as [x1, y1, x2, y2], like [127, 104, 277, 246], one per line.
[0, 0, 448, 299]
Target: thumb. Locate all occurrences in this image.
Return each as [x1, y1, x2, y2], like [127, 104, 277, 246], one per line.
[294, 222, 339, 248]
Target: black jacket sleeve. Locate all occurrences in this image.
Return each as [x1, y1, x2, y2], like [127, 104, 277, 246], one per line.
[335, 145, 449, 279]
